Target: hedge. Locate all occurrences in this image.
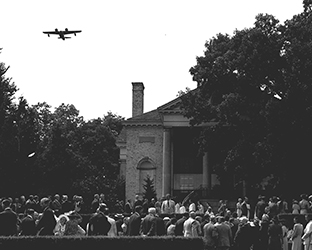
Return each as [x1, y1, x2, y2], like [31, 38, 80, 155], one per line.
[0, 236, 204, 250]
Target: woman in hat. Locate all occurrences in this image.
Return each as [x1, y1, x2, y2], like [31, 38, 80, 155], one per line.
[54, 214, 69, 236]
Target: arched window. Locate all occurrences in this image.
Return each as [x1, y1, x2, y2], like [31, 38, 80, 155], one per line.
[137, 157, 156, 194]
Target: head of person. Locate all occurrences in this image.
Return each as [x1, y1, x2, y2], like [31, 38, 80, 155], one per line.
[1, 199, 11, 209]
[189, 211, 196, 219]
[58, 214, 69, 226]
[40, 197, 50, 209]
[135, 205, 142, 214]
[148, 207, 156, 215]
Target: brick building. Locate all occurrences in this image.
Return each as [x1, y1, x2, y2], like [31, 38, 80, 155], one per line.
[117, 82, 220, 202]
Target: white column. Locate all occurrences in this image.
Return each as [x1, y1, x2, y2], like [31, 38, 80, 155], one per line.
[162, 128, 171, 197]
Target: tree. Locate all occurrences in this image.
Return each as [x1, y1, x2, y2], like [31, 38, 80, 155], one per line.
[142, 175, 157, 202]
[181, 3, 312, 198]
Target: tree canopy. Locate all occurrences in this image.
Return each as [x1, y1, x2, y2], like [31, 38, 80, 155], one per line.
[181, 2, 312, 198]
[0, 49, 125, 208]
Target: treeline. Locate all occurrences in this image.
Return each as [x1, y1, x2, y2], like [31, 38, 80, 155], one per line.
[0, 49, 125, 206]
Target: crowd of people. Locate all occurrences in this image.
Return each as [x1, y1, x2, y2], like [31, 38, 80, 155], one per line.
[1, 192, 312, 250]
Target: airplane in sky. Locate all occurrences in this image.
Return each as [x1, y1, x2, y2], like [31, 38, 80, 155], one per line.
[43, 28, 81, 40]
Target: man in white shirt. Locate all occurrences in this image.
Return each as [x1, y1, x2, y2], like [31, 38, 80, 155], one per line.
[302, 214, 312, 250]
[161, 194, 175, 214]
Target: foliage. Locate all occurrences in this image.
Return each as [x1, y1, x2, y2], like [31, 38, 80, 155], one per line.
[181, 3, 312, 198]
[142, 175, 157, 201]
[0, 49, 125, 205]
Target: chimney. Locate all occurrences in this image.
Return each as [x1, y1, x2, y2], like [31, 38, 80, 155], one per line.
[132, 82, 144, 117]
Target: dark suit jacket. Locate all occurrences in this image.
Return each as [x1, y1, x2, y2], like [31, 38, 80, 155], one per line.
[88, 211, 111, 235]
[155, 215, 166, 236]
[0, 208, 18, 236]
[140, 214, 156, 236]
[36, 207, 56, 235]
[175, 216, 187, 236]
[20, 215, 37, 236]
[128, 212, 141, 236]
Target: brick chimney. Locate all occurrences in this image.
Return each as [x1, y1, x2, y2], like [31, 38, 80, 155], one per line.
[132, 82, 144, 117]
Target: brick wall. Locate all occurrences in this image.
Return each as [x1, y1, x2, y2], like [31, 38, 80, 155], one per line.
[125, 126, 163, 201]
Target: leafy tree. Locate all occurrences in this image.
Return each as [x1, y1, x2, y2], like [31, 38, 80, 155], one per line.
[181, 2, 312, 198]
[142, 175, 157, 201]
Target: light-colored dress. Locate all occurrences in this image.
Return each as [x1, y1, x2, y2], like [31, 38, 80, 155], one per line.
[282, 225, 289, 250]
[291, 223, 303, 250]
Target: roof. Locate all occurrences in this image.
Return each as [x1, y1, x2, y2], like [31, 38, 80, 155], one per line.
[123, 109, 163, 126]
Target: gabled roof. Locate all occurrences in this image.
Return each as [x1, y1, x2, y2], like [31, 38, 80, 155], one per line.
[123, 109, 163, 126]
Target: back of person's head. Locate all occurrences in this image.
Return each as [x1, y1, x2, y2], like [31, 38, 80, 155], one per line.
[148, 207, 156, 215]
[98, 203, 107, 213]
[2, 199, 11, 208]
[189, 211, 196, 219]
[135, 205, 142, 213]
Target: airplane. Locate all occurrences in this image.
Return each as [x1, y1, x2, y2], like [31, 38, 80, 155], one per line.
[43, 28, 81, 40]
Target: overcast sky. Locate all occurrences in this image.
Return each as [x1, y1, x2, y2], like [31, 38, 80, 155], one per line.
[1, 0, 304, 120]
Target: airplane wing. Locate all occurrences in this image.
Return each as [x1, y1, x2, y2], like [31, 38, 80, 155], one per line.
[43, 31, 59, 35]
[63, 30, 81, 34]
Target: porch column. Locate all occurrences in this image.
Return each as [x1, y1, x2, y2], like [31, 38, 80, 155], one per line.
[162, 128, 171, 197]
[202, 151, 211, 197]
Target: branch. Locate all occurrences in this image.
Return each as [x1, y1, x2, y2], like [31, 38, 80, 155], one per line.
[0, 65, 10, 77]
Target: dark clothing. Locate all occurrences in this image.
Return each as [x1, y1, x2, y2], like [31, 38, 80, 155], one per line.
[254, 200, 267, 219]
[0, 208, 18, 236]
[61, 200, 73, 213]
[234, 223, 259, 250]
[175, 216, 187, 236]
[36, 207, 57, 236]
[140, 214, 156, 236]
[268, 222, 282, 250]
[128, 212, 141, 236]
[19, 215, 37, 236]
[91, 199, 100, 213]
[88, 211, 111, 236]
[155, 215, 166, 236]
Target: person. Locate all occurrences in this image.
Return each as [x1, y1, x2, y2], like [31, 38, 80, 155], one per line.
[0, 199, 18, 236]
[161, 194, 175, 214]
[277, 196, 289, 214]
[115, 213, 124, 236]
[105, 208, 117, 237]
[124, 199, 132, 215]
[133, 195, 143, 212]
[175, 212, 188, 236]
[183, 211, 196, 237]
[300, 194, 310, 215]
[64, 211, 85, 236]
[36, 197, 57, 236]
[127, 205, 142, 236]
[290, 216, 304, 250]
[188, 199, 196, 213]
[215, 216, 232, 250]
[140, 207, 157, 236]
[302, 214, 312, 250]
[281, 219, 289, 250]
[194, 215, 203, 236]
[87, 203, 111, 236]
[203, 215, 218, 250]
[61, 194, 73, 214]
[19, 208, 37, 236]
[234, 216, 257, 250]
[267, 216, 283, 250]
[53, 214, 69, 236]
[51, 194, 62, 216]
[241, 197, 250, 219]
[90, 194, 100, 213]
[154, 212, 166, 236]
[254, 195, 267, 220]
[292, 199, 300, 214]
[167, 217, 177, 236]
[197, 201, 205, 214]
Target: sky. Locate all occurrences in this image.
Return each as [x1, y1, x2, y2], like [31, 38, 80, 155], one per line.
[1, 0, 304, 121]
